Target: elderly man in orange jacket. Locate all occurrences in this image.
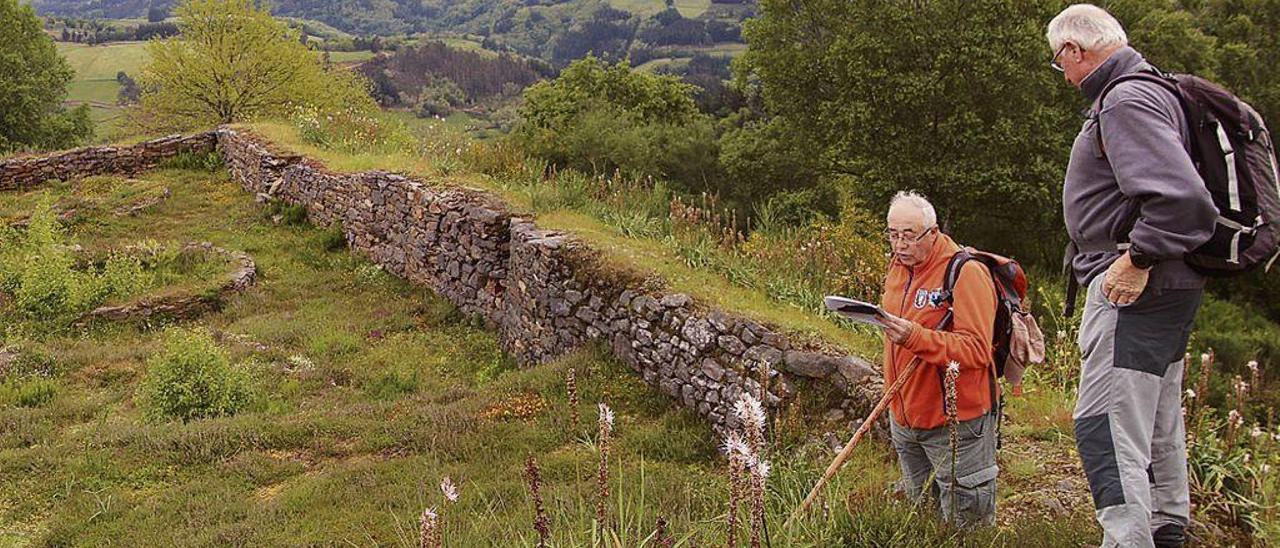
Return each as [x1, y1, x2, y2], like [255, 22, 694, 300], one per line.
[878, 191, 1000, 528]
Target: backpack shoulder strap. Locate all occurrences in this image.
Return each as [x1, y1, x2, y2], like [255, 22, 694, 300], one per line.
[1096, 69, 1180, 112]
[940, 248, 974, 305]
[938, 248, 1002, 417]
[1095, 70, 1183, 158]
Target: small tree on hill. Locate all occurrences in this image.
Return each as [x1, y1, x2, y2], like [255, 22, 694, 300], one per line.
[135, 0, 376, 131]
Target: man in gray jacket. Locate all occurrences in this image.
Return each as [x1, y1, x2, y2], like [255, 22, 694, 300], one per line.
[1048, 5, 1217, 548]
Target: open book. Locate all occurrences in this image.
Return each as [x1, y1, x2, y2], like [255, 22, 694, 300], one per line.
[823, 296, 887, 328]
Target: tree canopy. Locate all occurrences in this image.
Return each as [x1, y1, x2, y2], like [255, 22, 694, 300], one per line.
[739, 0, 1078, 262]
[514, 56, 720, 192]
[136, 0, 376, 131]
[0, 0, 93, 155]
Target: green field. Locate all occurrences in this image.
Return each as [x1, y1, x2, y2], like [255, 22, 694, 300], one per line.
[55, 41, 152, 139]
[326, 50, 376, 64]
[608, 0, 711, 17]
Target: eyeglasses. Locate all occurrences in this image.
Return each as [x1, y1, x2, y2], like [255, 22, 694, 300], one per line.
[884, 226, 936, 243]
[1050, 43, 1076, 72]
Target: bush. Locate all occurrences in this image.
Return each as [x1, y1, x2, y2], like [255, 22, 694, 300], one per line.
[160, 151, 223, 172]
[0, 378, 58, 408]
[1192, 296, 1280, 375]
[513, 56, 721, 194]
[0, 199, 154, 323]
[138, 328, 253, 422]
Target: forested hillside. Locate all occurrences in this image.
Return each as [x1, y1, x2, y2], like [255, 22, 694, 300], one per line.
[30, 0, 756, 66]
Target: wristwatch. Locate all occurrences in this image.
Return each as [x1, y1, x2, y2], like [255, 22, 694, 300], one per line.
[1128, 244, 1157, 269]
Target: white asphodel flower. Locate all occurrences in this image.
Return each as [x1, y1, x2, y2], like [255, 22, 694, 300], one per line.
[1247, 360, 1259, 373]
[735, 394, 766, 431]
[1184, 389, 1196, 400]
[722, 431, 750, 458]
[755, 459, 771, 479]
[946, 361, 960, 375]
[598, 403, 614, 429]
[440, 476, 459, 503]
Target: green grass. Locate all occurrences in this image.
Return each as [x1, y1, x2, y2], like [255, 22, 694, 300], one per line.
[0, 170, 724, 544]
[326, 50, 376, 64]
[239, 121, 883, 358]
[608, 0, 711, 17]
[437, 37, 499, 57]
[635, 57, 687, 73]
[54, 41, 152, 140]
[0, 168, 1106, 545]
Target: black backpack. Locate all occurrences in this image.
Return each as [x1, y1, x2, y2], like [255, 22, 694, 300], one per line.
[1097, 69, 1280, 276]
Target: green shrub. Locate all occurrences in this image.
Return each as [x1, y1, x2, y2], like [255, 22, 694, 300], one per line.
[264, 201, 309, 226]
[0, 199, 153, 322]
[1192, 296, 1280, 373]
[102, 252, 151, 298]
[137, 328, 252, 422]
[513, 56, 721, 194]
[160, 151, 223, 172]
[318, 224, 348, 252]
[0, 378, 58, 408]
[363, 369, 418, 400]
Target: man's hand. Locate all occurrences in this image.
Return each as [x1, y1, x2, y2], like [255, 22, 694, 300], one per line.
[881, 312, 917, 345]
[1103, 251, 1150, 306]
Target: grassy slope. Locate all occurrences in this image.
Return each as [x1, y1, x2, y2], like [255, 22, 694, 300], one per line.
[0, 166, 1101, 546]
[241, 121, 884, 358]
[0, 169, 726, 545]
[326, 50, 376, 64]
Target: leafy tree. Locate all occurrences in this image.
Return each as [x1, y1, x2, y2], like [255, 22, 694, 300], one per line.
[719, 115, 826, 213]
[135, 0, 377, 131]
[414, 75, 466, 118]
[739, 0, 1078, 263]
[520, 55, 701, 130]
[514, 56, 720, 192]
[147, 2, 169, 22]
[0, 0, 93, 154]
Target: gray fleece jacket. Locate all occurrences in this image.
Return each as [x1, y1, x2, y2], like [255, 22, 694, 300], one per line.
[1063, 47, 1217, 290]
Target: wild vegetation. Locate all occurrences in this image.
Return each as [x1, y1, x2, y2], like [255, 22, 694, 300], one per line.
[6, 0, 1280, 544]
[131, 0, 377, 132]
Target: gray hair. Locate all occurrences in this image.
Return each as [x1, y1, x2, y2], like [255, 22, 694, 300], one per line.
[889, 191, 937, 228]
[1046, 4, 1128, 52]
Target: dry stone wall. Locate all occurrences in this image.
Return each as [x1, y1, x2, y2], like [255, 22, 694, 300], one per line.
[0, 128, 882, 435]
[0, 133, 218, 191]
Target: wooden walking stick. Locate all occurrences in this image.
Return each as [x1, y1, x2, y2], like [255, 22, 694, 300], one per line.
[783, 355, 923, 528]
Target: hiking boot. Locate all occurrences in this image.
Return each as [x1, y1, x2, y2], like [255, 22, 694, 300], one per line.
[1153, 523, 1185, 548]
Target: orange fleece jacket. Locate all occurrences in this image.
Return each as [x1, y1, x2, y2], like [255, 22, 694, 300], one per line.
[880, 233, 998, 430]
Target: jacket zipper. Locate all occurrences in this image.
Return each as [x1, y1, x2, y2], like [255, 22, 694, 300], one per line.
[893, 266, 914, 429]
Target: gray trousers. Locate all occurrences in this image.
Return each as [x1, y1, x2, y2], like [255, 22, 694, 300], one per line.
[890, 411, 999, 528]
[1074, 274, 1199, 547]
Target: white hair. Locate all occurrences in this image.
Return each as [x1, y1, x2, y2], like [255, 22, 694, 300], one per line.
[1046, 4, 1128, 52]
[889, 191, 937, 229]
